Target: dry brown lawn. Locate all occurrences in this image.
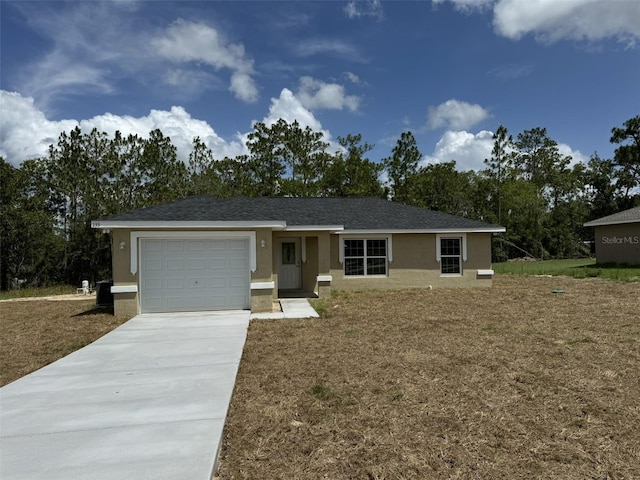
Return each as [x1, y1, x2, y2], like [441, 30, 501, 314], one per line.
[216, 275, 640, 480]
[0, 300, 130, 386]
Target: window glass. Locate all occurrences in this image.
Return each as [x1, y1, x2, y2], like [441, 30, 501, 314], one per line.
[367, 258, 386, 275]
[441, 257, 460, 274]
[345, 258, 365, 276]
[344, 239, 364, 257]
[441, 238, 460, 256]
[282, 242, 296, 265]
[344, 239, 387, 276]
[440, 237, 461, 274]
[367, 239, 386, 257]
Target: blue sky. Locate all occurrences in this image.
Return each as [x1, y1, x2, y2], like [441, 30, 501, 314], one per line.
[1, 0, 639, 172]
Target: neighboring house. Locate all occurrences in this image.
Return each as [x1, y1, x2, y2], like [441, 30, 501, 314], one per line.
[92, 196, 505, 316]
[584, 206, 640, 266]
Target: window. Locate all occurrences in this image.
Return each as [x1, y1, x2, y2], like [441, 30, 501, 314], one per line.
[344, 239, 387, 276]
[440, 237, 462, 274]
[282, 242, 296, 265]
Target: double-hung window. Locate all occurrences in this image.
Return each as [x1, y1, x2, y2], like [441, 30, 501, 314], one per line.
[344, 239, 387, 276]
[440, 237, 462, 275]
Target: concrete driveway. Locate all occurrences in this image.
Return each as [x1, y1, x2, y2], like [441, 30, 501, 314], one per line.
[0, 310, 250, 480]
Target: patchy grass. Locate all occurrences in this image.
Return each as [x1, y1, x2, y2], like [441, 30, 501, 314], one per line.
[493, 258, 640, 282]
[217, 275, 640, 480]
[0, 285, 77, 301]
[0, 300, 130, 386]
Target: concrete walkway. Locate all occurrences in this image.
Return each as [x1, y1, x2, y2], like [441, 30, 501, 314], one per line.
[250, 298, 319, 320]
[0, 310, 250, 480]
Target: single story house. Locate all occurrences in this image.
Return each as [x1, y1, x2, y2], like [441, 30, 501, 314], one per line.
[92, 196, 505, 316]
[584, 206, 640, 265]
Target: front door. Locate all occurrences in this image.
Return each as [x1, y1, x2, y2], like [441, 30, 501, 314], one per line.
[279, 239, 301, 290]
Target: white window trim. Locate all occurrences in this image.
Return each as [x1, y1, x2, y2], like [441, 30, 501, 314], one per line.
[129, 231, 256, 274]
[339, 235, 393, 264]
[436, 233, 467, 276]
[341, 237, 391, 277]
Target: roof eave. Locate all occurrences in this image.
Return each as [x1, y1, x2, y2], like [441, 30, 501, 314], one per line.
[584, 219, 640, 227]
[284, 225, 345, 232]
[91, 220, 288, 229]
[339, 227, 506, 234]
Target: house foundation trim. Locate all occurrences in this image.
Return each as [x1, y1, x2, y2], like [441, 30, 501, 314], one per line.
[251, 281, 275, 290]
[111, 285, 138, 293]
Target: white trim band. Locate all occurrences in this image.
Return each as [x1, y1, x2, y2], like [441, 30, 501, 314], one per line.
[477, 269, 494, 276]
[316, 275, 332, 282]
[111, 285, 138, 293]
[93, 220, 285, 229]
[130, 231, 257, 274]
[251, 281, 275, 290]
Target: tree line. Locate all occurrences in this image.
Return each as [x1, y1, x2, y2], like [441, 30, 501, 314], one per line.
[1, 115, 638, 290]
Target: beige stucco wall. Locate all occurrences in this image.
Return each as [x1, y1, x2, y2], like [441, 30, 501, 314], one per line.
[271, 232, 323, 294]
[110, 228, 276, 314]
[251, 289, 274, 313]
[107, 228, 496, 314]
[593, 224, 640, 265]
[329, 233, 494, 291]
[111, 229, 139, 316]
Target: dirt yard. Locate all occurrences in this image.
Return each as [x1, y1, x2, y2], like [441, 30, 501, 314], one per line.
[216, 275, 640, 479]
[0, 300, 130, 386]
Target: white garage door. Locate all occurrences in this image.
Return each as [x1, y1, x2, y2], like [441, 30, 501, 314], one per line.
[139, 238, 250, 313]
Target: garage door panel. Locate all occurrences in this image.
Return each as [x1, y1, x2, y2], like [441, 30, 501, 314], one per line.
[145, 240, 163, 251]
[166, 297, 186, 309]
[142, 278, 163, 289]
[166, 259, 185, 270]
[143, 259, 163, 271]
[166, 278, 185, 289]
[166, 240, 186, 251]
[187, 260, 207, 270]
[229, 275, 248, 288]
[140, 238, 250, 313]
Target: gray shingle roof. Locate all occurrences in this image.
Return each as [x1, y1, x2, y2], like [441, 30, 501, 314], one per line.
[95, 195, 504, 231]
[584, 206, 640, 227]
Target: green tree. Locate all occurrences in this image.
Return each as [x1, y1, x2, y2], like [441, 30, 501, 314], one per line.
[246, 120, 330, 197]
[610, 115, 640, 205]
[413, 161, 473, 216]
[511, 127, 573, 259]
[140, 129, 188, 205]
[0, 158, 64, 289]
[383, 131, 421, 204]
[187, 137, 222, 196]
[584, 153, 621, 219]
[320, 134, 384, 197]
[484, 125, 514, 224]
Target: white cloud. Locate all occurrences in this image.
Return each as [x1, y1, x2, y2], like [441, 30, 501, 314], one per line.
[422, 130, 495, 171]
[493, 0, 640, 45]
[229, 72, 259, 103]
[152, 19, 258, 102]
[0, 91, 78, 165]
[557, 142, 588, 167]
[420, 127, 589, 172]
[249, 88, 340, 155]
[0, 90, 244, 166]
[434, 0, 640, 46]
[427, 99, 490, 131]
[295, 76, 361, 112]
[345, 72, 361, 84]
[344, 0, 384, 21]
[432, 0, 493, 13]
[294, 39, 364, 61]
[260, 88, 324, 132]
